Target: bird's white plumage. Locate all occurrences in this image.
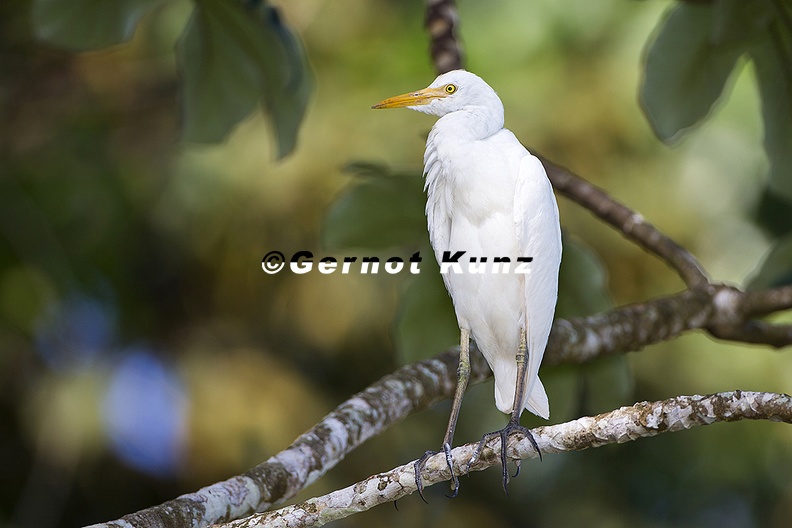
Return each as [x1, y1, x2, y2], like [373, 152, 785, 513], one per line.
[421, 71, 561, 418]
[378, 70, 561, 420]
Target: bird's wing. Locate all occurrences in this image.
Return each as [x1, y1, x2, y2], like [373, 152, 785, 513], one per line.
[424, 136, 452, 269]
[514, 153, 562, 419]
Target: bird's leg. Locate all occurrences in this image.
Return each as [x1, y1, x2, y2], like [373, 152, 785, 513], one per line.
[468, 330, 541, 494]
[414, 328, 471, 501]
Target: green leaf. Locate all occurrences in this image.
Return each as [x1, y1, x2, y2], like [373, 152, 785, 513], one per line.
[177, 0, 312, 157]
[641, 3, 747, 142]
[394, 256, 458, 364]
[556, 234, 612, 319]
[31, 0, 162, 51]
[322, 165, 427, 251]
[252, 3, 313, 158]
[178, 5, 260, 144]
[750, 35, 792, 202]
[712, 0, 773, 47]
[747, 233, 792, 290]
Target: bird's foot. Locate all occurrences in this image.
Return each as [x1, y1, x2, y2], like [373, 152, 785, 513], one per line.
[414, 442, 459, 502]
[467, 421, 541, 495]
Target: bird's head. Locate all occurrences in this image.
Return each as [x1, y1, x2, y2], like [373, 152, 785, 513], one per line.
[372, 70, 503, 118]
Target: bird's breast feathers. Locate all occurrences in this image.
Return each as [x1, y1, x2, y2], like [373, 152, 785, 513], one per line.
[426, 130, 522, 215]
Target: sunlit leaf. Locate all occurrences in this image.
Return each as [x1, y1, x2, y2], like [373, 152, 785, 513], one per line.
[747, 233, 792, 290]
[750, 35, 792, 202]
[177, 0, 312, 157]
[322, 165, 426, 250]
[31, 0, 162, 51]
[641, 3, 746, 142]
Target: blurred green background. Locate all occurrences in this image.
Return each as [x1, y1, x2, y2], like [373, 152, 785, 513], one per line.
[2, 0, 792, 527]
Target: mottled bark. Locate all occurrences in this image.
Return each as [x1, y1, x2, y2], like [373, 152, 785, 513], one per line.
[89, 278, 792, 528]
[216, 392, 792, 528]
[86, 350, 491, 528]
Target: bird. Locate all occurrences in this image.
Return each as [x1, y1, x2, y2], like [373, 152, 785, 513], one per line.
[372, 70, 562, 497]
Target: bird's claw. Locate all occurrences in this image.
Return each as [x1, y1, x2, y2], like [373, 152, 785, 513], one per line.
[468, 421, 541, 495]
[414, 443, 459, 502]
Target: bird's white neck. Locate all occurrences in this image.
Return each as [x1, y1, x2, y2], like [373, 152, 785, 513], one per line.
[433, 104, 504, 141]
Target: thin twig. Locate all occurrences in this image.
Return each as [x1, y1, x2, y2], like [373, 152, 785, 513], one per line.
[708, 320, 792, 348]
[425, 0, 463, 74]
[741, 285, 792, 317]
[539, 156, 712, 290]
[217, 392, 792, 528]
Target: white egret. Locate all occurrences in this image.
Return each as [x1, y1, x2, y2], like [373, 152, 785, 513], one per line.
[373, 70, 562, 496]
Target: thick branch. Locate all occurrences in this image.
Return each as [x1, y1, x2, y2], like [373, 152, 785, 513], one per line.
[89, 280, 792, 528]
[218, 392, 792, 528]
[546, 288, 714, 364]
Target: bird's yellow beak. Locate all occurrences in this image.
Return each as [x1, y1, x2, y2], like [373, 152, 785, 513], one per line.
[372, 87, 447, 109]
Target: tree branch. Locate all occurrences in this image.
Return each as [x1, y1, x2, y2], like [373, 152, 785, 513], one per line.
[707, 319, 792, 348]
[86, 349, 492, 528]
[89, 279, 792, 528]
[741, 285, 792, 317]
[425, 0, 463, 74]
[540, 157, 712, 290]
[426, 0, 462, 74]
[215, 391, 792, 528]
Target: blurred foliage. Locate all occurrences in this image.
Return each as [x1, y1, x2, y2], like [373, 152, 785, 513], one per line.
[322, 163, 615, 370]
[177, 0, 312, 153]
[641, 2, 747, 143]
[1, 0, 792, 528]
[322, 163, 427, 251]
[641, 0, 792, 287]
[31, 0, 164, 50]
[31, 0, 312, 156]
[748, 233, 792, 289]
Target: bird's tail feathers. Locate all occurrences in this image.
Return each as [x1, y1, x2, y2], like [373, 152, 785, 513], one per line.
[523, 376, 549, 419]
[492, 363, 549, 419]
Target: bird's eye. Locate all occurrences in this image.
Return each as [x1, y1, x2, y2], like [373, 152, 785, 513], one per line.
[444, 84, 457, 94]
